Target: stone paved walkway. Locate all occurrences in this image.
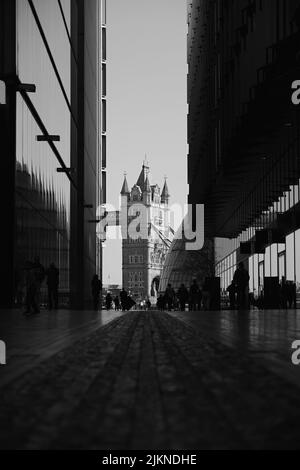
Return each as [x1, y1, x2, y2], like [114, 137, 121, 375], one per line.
[1, 311, 300, 450]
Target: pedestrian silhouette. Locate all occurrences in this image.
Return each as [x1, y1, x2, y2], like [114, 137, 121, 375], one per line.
[177, 284, 189, 312]
[120, 288, 128, 311]
[189, 279, 200, 311]
[165, 284, 175, 311]
[114, 296, 120, 311]
[91, 274, 102, 311]
[157, 294, 165, 311]
[233, 262, 250, 309]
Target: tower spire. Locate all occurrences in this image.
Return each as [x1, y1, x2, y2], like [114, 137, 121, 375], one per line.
[161, 176, 170, 204]
[120, 172, 129, 195]
[136, 159, 150, 191]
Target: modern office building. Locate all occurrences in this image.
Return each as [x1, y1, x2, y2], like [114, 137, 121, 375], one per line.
[185, 0, 300, 303]
[0, 0, 106, 308]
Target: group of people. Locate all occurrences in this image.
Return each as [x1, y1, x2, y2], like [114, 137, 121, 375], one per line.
[92, 281, 137, 312]
[24, 257, 59, 315]
[157, 279, 212, 312]
[104, 292, 122, 311]
[156, 262, 251, 312]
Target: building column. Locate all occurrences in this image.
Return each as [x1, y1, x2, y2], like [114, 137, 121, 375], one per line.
[0, 0, 16, 308]
[70, 0, 85, 309]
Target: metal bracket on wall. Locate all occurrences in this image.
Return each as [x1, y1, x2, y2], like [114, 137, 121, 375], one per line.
[57, 167, 75, 174]
[17, 83, 36, 93]
[37, 135, 60, 142]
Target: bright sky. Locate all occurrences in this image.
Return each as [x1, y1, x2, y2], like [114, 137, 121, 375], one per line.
[103, 0, 188, 285]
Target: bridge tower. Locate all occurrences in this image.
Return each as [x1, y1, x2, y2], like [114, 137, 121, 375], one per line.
[120, 161, 173, 304]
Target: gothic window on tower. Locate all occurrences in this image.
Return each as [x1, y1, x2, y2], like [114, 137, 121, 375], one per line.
[129, 255, 144, 264]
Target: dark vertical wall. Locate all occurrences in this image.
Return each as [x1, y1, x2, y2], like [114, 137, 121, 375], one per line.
[0, 0, 16, 308]
[70, 0, 85, 309]
[83, 0, 99, 305]
[70, 0, 99, 309]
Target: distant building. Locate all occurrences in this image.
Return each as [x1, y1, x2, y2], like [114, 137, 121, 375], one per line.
[120, 161, 173, 303]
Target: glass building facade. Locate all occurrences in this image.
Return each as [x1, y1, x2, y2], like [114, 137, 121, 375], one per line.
[0, 0, 105, 308]
[159, 235, 214, 294]
[15, 0, 72, 297]
[185, 0, 300, 307]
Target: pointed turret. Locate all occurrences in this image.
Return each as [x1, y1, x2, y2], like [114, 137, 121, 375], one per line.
[120, 174, 129, 195]
[161, 178, 170, 204]
[136, 159, 150, 191]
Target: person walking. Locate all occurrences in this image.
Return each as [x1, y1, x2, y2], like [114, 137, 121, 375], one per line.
[120, 288, 128, 311]
[32, 256, 45, 309]
[189, 279, 200, 311]
[177, 284, 189, 312]
[114, 296, 120, 311]
[233, 262, 250, 309]
[46, 263, 59, 310]
[287, 281, 297, 309]
[157, 294, 165, 311]
[91, 274, 102, 311]
[165, 284, 175, 311]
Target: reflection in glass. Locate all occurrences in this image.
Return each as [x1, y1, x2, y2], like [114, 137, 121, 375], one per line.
[15, 0, 71, 305]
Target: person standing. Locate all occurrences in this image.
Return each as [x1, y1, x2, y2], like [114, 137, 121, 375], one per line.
[287, 281, 297, 309]
[177, 284, 189, 312]
[46, 263, 59, 310]
[157, 295, 165, 311]
[233, 262, 250, 309]
[91, 274, 102, 311]
[165, 284, 175, 311]
[120, 288, 128, 311]
[114, 296, 120, 311]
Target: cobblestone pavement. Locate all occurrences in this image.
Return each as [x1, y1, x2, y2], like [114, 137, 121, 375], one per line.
[1, 311, 300, 450]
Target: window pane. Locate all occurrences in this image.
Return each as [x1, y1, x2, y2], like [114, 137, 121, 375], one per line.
[286, 233, 295, 281]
